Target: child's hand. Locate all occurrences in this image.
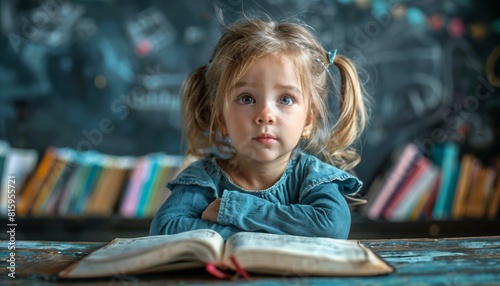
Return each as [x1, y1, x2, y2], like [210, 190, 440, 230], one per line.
[201, 198, 221, 222]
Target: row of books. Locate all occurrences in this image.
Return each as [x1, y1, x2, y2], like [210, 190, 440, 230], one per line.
[0, 141, 183, 217]
[3, 140, 499, 221]
[361, 143, 500, 221]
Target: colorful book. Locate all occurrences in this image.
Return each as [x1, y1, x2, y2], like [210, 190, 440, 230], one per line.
[119, 156, 152, 217]
[149, 156, 186, 216]
[451, 154, 477, 219]
[365, 143, 421, 220]
[58, 152, 98, 215]
[415, 176, 441, 220]
[431, 143, 460, 220]
[85, 156, 134, 216]
[136, 155, 161, 217]
[382, 156, 436, 221]
[142, 163, 169, 217]
[1, 146, 39, 215]
[41, 149, 81, 216]
[148, 166, 174, 217]
[395, 162, 439, 221]
[466, 165, 496, 219]
[84, 156, 113, 215]
[31, 149, 72, 216]
[73, 154, 104, 214]
[408, 171, 440, 221]
[18, 147, 57, 216]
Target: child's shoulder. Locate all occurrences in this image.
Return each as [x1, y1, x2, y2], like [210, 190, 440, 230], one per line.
[167, 155, 218, 188]
[293, 150, 343, 174]
[293, 150, 363, 194]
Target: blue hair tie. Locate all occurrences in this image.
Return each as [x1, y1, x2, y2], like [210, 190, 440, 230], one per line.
[328, 49, 337, 64]
[315, 48, 337, 73]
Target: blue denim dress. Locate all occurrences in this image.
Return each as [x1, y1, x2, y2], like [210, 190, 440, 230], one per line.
[149, 150, 362, 240]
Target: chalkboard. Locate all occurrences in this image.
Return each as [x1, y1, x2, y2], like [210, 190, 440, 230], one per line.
[1, 0, 498, 189]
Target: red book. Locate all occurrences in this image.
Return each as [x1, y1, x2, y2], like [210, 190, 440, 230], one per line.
[418, 175, 441, 220]
[382, 157, 431, 220]
[366, 144, 420, 219]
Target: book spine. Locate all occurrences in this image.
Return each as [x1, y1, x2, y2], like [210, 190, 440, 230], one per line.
[382, 157, 430, 220]
[431, 143, 460, 220]
[451, 154, 476, 220]
[392, 163, 439, 221]
[367, 144, 420, 219]
[18, 147, 56, 216]
[31, 157, 67, 217]
[74, 155, 104, 215]
[119, 157, 151, 217]
[136, 156, 160, 217]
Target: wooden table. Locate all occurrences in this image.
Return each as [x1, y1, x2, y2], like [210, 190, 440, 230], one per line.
[1, 236, 499, 285]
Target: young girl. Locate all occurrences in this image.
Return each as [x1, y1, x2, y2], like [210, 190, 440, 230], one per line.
[150, 18, 368, 240]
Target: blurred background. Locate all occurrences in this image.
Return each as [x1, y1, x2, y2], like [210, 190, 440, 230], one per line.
[2, 0, 499, 183]
[0, 0, 499, 241]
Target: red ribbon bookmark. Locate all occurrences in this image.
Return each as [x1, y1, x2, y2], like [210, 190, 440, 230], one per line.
[205, 255, 251, 281]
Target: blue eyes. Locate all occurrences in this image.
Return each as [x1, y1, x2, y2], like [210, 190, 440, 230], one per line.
[236, 95, 295, 105]
[238, 95, 255, 105]
[279, 96, 293, 105]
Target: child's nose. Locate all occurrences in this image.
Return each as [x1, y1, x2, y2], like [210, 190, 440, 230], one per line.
[255, 103, 276, 125]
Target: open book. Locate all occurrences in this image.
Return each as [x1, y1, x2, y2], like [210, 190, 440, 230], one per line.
[58, 229, 394, 278]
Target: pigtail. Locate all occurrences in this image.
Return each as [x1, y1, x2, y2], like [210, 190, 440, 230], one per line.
[326, 55, 367, 171]
[181, 65, 212, 157]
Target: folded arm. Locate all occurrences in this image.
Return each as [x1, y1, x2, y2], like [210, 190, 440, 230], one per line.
[149, 185, 244, 240]
[217, 183, 351, 239]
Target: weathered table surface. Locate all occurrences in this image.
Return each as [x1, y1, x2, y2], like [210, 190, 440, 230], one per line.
[1, 236, 499, 285]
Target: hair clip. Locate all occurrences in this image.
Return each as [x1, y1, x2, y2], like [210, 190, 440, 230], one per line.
[315, 49, 337, 74]
[328, 49, 337, 64]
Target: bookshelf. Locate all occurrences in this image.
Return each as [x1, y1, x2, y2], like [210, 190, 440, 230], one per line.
[1, 141, 499, 241]
[360, 142, 500, 223]
[1, 143, 183, 220]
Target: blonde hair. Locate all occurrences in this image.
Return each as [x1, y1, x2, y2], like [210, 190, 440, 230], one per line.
[181, 18, 368, 171]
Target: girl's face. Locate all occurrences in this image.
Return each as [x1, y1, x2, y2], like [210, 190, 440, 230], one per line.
[223, 55, 312, 164]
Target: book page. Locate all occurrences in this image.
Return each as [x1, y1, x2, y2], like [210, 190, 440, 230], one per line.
[223, 232, 393, 276]
[225, 232, 367, 262]
[59, 229, 224, 278]
[86, 229, 222, 262]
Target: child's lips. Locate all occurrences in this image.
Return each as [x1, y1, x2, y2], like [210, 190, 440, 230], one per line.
[254, 134, 277, 144]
